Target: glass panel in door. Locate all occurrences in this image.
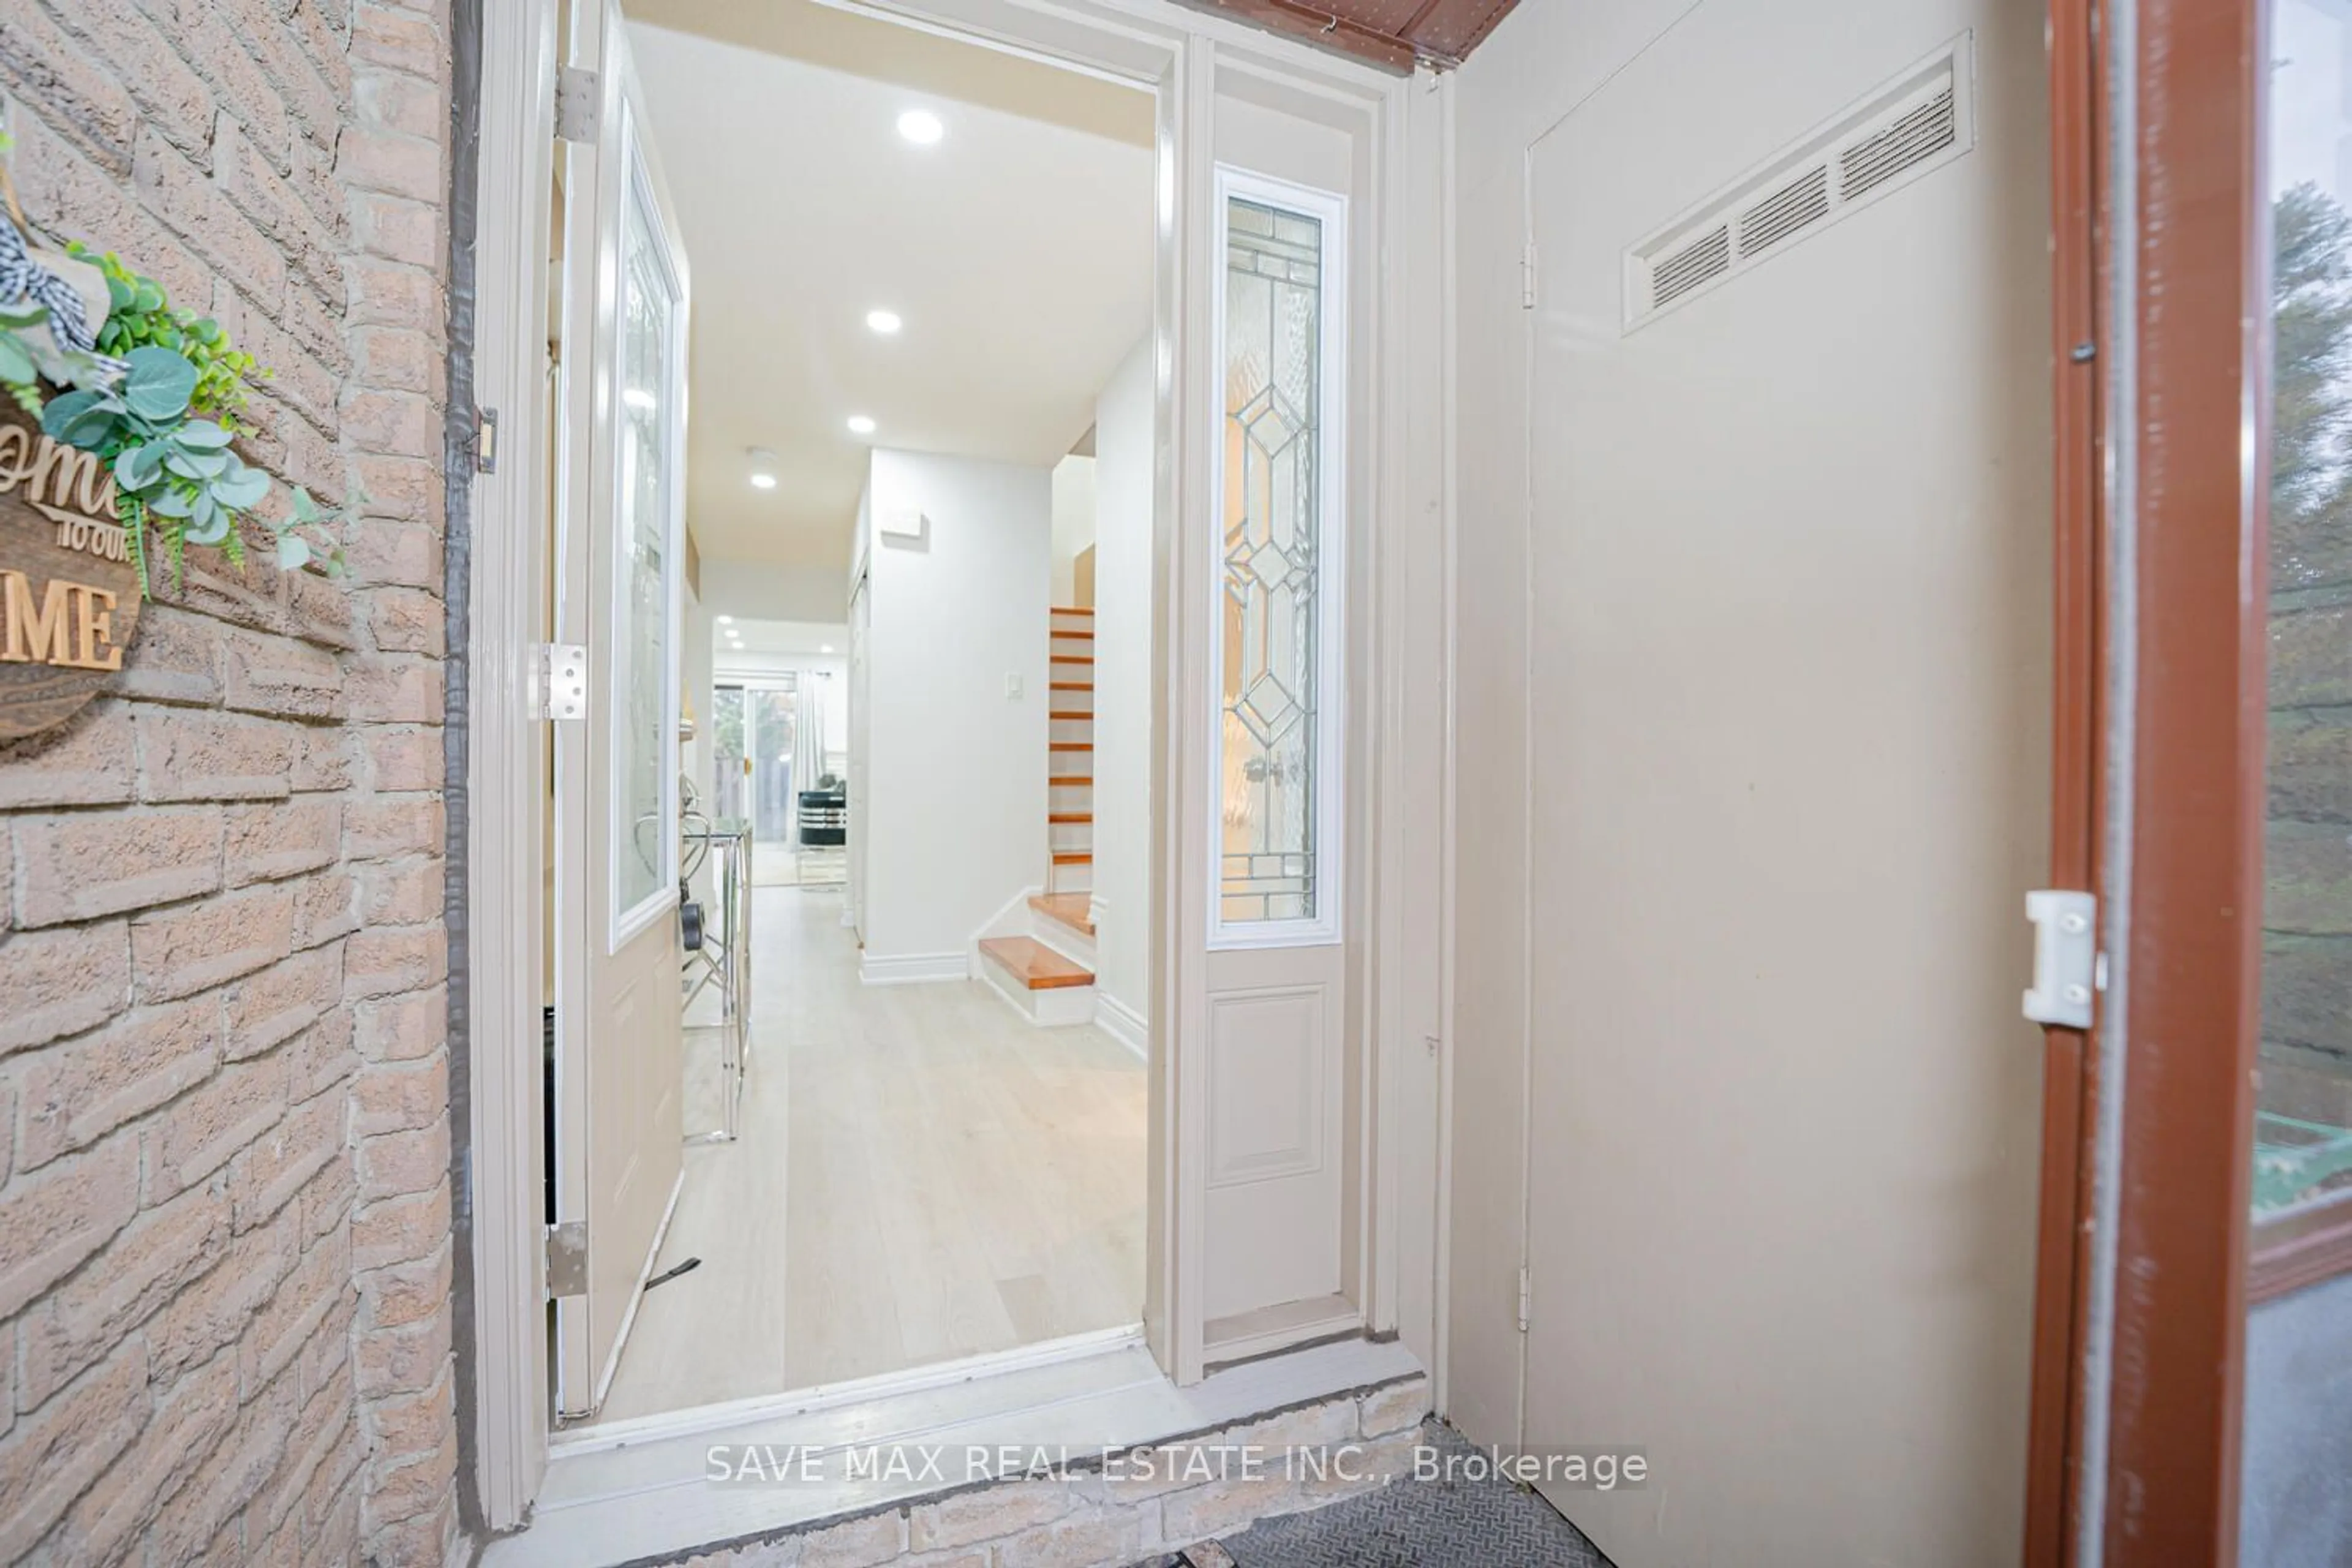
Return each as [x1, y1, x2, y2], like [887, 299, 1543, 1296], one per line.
[710, 683, 747, 823]
[752, 685, 797, 848]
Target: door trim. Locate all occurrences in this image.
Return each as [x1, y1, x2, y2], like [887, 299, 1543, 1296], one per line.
[460, 0, 1446, 1533]
[2039, 0, 2270, 1561]
[2022, 0, 2108, 1559]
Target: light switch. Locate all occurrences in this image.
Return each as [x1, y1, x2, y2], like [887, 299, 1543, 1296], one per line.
[1005, 673, 1023, 699]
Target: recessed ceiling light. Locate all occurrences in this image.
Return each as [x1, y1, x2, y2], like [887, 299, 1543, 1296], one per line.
[846, 415, 876, 435]
[747, 447, 779, 489]
[897, 109, 944, 145]
[717, 615, 733, 624]
[865, 309, 902, 336]
[750, 473, 777, 490]
[623, 386, 656, 411]
[821, 644, 835, 654]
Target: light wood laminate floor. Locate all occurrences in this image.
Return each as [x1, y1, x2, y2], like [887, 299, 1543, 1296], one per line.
[594, 887, 1146, 1424]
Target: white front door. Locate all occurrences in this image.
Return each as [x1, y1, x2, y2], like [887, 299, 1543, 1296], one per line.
[551, 0, 692, 1420]
[1519, 0, 2050, 1559]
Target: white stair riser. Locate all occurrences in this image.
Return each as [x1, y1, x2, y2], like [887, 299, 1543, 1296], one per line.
[978, 952, 1096, 1027]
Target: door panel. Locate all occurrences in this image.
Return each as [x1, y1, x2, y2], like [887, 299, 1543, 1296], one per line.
[552, 0, 690, 1419]
[1519, 0, 2049, 1561]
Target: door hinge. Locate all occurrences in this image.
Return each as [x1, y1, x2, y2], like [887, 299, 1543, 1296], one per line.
[2022, 889, 2099, 1029]
[474, 405, 499, 475]
[555, 66, 601, 143]
[1521, 243, 1537, 309]
[547, 1220, 587, 1298]
[535, 643, 588, 722]
[1516, 1264, 1531, 1333]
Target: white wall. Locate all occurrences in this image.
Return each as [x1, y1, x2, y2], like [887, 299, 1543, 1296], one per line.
[696, 555, 850, 625]
[1091, 338, 1153, 1025]
[1050, 454, 1098, 606]
[862, 448, 1052, 967]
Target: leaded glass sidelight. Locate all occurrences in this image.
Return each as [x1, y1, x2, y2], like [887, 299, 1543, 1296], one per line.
[610, 138, 684, 942]
[1214, 178, 1343, 940]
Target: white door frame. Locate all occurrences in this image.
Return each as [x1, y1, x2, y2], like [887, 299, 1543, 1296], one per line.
[463, 0, 1450, 1529]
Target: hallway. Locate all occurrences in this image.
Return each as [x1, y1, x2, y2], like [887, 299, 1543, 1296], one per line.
[595, 886, 1148, 1423]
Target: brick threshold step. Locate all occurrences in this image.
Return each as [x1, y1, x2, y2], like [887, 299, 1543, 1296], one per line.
[979, 936, 1093, 990]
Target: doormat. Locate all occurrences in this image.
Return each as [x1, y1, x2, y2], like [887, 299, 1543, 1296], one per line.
[1143, 1423, 1614, 1568]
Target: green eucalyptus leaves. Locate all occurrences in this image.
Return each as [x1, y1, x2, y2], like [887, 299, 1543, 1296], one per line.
[0, 237, 350, 594]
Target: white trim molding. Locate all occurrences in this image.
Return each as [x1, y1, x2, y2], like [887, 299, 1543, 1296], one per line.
[859, 951, 971, 986]
[1097, 992, 1150, 1060]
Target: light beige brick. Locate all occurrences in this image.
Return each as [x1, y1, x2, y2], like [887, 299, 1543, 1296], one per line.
[993, 1509, 1147, 1568]
[1357, 1376, 1431, 1438]
[148, 1053, 290, 1199]
[910, 1478, 1072, 1550]
[224, 795, 342, 888]
[352, 1052, 445, 1137]
[134, 707, 300, 801]
[352, 1178, 446, 1273]
[14, 805, 224, 925]
[224, 630, 347, 720]
[0, 700, 136, 809]
[225, 945, 345, 1059]
[0, 1342, 152, 1563]
[343, 922, 447, 1000]
[133, 884, 297, 1000]
[148, 1214, 299, 1387]
[49, 1345, 236, 1564]
[355, 1119, 448, 1205]
[354, 984, 445, 1063]
[344, 795, 443, 861]
[0, 1136, 141, 1320]
[799, 1509, 909, 1568]
[18, 995, 221, 1167]
[0, 921, 133, 1055]
[227, 1084, 347, 1232]
[18, 1182, 228, 1409]
[347, 650, 445, 722]
[239, 1227, 350, 1396]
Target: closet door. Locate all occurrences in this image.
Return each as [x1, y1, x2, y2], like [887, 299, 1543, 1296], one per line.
[1517, 0, 2052, 1560]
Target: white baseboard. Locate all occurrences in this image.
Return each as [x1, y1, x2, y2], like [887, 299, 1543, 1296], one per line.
[859, 951, 968, 986]
[1095, 992, 1147, 1060]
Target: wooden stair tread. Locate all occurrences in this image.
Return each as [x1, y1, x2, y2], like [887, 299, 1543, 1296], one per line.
[1051, 629, 1096, 641]
[1051, 851, 1093, 866]
[1049, 709, 1092, 720]
[1050, 775, 1094, 786]
[1051, 606, 1096, 616]
[1049, 682, 1093, 692]
[980, 936, 1093, 990]
[1049, 742, 1093, 752]
[1048, 812, 1093, 824]
[1049, 654, 1095, 665]
[1029, 894, 1096, 937]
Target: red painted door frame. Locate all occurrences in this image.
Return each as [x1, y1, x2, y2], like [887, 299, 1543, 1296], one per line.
[2024, 0, 2269, 1562]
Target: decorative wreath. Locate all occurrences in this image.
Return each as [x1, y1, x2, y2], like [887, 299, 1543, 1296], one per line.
[0, 149, 350, 594]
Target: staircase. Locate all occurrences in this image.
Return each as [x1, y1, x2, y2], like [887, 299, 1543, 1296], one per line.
[977, 607, 1099, 1025]
[1045, 606, 1094, 897]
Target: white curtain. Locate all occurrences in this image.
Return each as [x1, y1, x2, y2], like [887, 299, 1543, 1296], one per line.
[790, 673, 826, 845]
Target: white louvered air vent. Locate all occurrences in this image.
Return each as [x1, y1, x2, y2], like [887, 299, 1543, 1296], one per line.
[1624, 35, 1975, 331]
[1653, 225, 1732, 307]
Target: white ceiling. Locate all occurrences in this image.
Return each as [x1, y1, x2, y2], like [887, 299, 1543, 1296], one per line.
[624, 5, 1155, 570]
[714, 617, 846, 657]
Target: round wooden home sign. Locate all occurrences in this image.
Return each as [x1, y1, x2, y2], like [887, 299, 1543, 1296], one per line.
[0, 399, 141, 739]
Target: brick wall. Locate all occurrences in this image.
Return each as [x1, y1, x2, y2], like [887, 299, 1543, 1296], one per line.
[0, 2, 458, 1564]
[674, 1378, 1433, 1568]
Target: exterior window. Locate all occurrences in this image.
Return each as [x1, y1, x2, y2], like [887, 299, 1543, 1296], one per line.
[2253, 0, 2352, 1294]
[1212, 172, 1345, 946]
[611, 139, 685, 944]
